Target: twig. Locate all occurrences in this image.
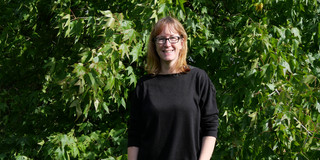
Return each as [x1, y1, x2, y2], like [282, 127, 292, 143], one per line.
[268, 89, 280, 96]
[293, 117, 313, 136]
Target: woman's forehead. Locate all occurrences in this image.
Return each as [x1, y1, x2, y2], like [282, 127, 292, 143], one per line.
[157, 24, 179, 35]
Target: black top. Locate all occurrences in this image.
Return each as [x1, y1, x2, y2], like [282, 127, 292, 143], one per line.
[128, 66, 219, 160]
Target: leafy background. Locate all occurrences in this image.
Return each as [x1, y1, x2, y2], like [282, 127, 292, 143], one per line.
[0, 0, 319, 159]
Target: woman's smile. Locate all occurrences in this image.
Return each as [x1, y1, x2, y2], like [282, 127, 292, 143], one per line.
[162, 49, 175, 54]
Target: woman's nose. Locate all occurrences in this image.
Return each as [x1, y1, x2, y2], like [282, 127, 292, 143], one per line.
[164, 39, 171, 47]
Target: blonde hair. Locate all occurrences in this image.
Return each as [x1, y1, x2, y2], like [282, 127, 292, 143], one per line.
[146, 16, 190, 74]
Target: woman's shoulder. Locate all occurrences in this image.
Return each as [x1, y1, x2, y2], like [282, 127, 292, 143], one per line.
[189, 65, 216, 89]
[135, 74, 157, 86]
[188, 65, 209, 77]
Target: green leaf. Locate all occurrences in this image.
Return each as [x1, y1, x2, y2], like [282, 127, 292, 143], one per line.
[318, 22, 320, 39]
[127, 74, 137, 86]
[280, 60, 292, 76]
[158, 3, 167, 14]
[94, 99, 99, 111]
[93, 56, 99, 63]
[315, 102, 320, 113]
[106, 17, 115, 28]
[119, 43, 130, 58]
[70, 99, 82, 119]
[261, 119, 270, 132]
[266, 83, 275, 90]
[100, 10, 113, 18]
[302, 75, 316, 84]
[291, 27, 301, 42]
[38, 140, 45, 146]
[123, 29, 137, 44]
[73, 63, 86, 77]
[121, 98, 126, 108]
[102, 102, 110, 114]
[130, 43, 142, 63]
[150, 10, 158, 21]
[83, 101, 92, 118]
[260, 64, 269, 78]
[126, 66, 137, 85]
[106, 75, 115, 90]
[176, 0, 186, 13]
[63, 14, 71, 37]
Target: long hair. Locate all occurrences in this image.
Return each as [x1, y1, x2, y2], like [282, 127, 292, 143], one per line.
[146, 16, 190, 74]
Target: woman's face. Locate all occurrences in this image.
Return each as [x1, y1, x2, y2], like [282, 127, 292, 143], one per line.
[155, 24, 183, 66]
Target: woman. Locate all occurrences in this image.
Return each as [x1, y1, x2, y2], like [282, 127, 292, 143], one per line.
[128, 16, 219, 160]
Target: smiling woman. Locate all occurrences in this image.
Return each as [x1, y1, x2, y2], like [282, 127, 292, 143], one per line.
[127, 16, 219, 160]
[155, 27, 183, 73]
[146, 16, 189, 75]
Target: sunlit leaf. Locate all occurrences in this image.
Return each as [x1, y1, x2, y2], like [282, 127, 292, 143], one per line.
[130, 43, 142, 63]
[123, 29, 137, 44]
[315, 102, 320, 113]
[302, 75, 316, 84]
[100, 10, 113, 18]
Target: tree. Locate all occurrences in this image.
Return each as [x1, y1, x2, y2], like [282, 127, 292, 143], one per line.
[0, 0, 319, 159]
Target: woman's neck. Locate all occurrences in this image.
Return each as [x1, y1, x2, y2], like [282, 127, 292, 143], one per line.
[159, 62, 178, 74]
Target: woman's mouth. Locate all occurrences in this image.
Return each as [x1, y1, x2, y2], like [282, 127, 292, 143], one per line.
[162, 49, 174, 54]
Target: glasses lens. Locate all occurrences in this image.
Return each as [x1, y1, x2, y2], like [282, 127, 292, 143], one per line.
[157, 38, 166, 44]
[169, 37, 179, 43]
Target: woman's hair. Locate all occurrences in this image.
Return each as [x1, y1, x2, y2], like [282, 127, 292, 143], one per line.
[146, 16, 190, 74]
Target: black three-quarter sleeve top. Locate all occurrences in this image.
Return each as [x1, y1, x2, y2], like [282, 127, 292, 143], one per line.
[128, 66, 219, 160]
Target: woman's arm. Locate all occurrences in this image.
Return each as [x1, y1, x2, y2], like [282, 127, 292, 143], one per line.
[128, 146, 139, 160]
[199, 136, 216, 160]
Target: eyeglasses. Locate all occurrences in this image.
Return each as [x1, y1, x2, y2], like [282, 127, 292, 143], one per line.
[154, 36, 182, 44]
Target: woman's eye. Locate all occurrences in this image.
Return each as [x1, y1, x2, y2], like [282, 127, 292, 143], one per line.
[170, 37, 177, 40]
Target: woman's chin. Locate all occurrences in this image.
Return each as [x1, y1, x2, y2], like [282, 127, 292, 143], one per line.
[161, 59, 177, 64]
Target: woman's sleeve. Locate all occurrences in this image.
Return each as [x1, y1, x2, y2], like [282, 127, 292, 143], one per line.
[199, 72, 219, 138]
[127, 82, 142, 147]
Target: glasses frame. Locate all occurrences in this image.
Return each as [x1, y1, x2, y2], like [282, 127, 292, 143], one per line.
[154, 36, 182, 45]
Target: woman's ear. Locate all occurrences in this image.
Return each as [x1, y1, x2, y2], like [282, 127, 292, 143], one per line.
[180, 37, 184, 46]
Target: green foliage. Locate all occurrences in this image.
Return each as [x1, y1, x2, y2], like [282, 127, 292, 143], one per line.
[0, 0, 319, 159]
